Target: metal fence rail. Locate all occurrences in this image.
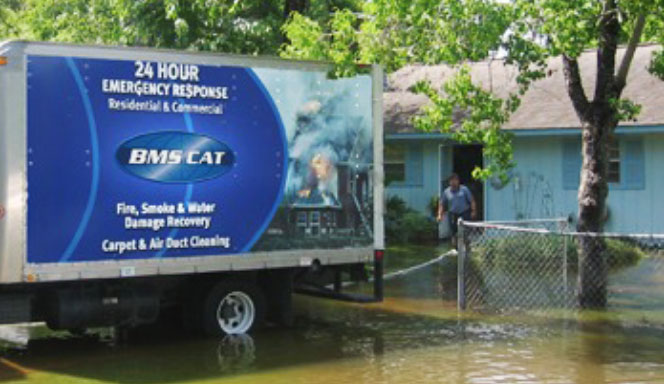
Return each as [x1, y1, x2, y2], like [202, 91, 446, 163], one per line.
[457, 219, 664, 324]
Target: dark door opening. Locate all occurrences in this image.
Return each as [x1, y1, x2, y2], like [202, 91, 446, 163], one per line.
[451, 145, 484, 220]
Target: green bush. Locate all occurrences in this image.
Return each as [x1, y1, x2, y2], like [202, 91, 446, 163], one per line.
[385, 196, 437, 244]
[585, 238, 645, 270]
[474, 234, 645, 273]
[427, 195, 440, 218]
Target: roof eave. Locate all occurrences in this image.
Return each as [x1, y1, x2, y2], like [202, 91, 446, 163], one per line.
[384, 124, 664, 140]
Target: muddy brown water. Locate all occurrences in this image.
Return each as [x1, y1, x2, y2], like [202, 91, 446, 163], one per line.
[1, 263, 663, 384]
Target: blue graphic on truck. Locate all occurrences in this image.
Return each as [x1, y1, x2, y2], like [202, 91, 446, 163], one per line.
[115, 131, 236, 183]
[27, 56, 287, 263]
[26, 55, 373, 265]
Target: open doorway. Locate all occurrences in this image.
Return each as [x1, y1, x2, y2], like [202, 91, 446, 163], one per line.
[452, 145, 484, 220]
[440, 144, 484, 218]
[438, 144, 484, 240]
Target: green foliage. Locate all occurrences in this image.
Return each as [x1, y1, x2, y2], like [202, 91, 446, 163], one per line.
[385, 196, 437, 244]
[600, 238, 647, 270]
[0, 0, 21, 36]
[280, 1, 515, 180]
[281, 0, 664, 182]
[475, 235, 645, 273]
[280, 12, 328, 60]
[610, 97, 642, 122]
[428, 195, 440, 218]
[0, 0, 362, 55]
[411, 66, 515, 181]
[649, 48, 664, 80]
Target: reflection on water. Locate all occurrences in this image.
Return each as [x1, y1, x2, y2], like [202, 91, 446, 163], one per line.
[1, 266, 664, 384]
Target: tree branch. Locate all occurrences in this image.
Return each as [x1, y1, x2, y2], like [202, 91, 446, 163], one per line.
[562, 55, 590, 122]
[615, 13, 646, 93]
[594, 0, 620, 102]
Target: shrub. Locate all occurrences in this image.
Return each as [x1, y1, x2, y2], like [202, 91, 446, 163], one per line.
[579, 238, 645, 270]
[427, 195, 439, 218]
[473, 234, 645, 273]
[385, 196, 437, 244]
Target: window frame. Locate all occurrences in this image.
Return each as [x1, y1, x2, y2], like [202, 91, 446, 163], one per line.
[296, 211, 307, 226]
[384, 142, 423, 187]
[562, 136, 644, 191]
[384, 144, 407, 185]
[607, 137, 621, 184]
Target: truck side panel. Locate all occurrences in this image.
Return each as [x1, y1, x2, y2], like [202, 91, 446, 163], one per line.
[0, 41, 382, 284]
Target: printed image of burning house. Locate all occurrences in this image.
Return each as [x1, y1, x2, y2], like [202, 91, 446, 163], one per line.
[286, 97, 373, 239]
[261, 92, 373, 248]
[290, 153, 342, 236]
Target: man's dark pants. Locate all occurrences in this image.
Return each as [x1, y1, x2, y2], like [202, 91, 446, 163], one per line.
[448, 210, 471, 245]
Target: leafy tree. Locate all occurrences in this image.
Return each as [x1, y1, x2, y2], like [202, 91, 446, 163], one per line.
[0, 0, 361, 54]
[282, 0, 662, 308]
[0, 0, 22, 36]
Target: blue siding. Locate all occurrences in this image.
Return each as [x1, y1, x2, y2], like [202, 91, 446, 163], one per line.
[387, 141, 442, 215]
[562, 139, 581, 190]
[386, 132, 663, 234]
[623, 139, 645, 190]
[405, 145, 424, 185]
[485, 134, 659, 233]
[487, 136, 578, 222]
[560, 137, 645, 191]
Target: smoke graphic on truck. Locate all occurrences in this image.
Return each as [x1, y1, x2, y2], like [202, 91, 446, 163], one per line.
[286, 93, 372, 204]
[260, 88, 375, 242]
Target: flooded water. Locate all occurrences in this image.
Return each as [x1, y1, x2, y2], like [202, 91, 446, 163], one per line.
[1, 262, 664, 384]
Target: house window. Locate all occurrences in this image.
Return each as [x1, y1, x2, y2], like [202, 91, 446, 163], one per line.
[310, 211, 321, 236]
[607, 138, 620, 183]
[385, 144, 406, 184]
[562, 137, 644, 191]
[297, 212, 307, 225]
[385, 143, 423, 186]
[296, 211, 307, 235]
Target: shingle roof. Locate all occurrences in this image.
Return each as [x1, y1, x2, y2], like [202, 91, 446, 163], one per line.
[290, 188, 342, 209]
[384, 45, 664, 134]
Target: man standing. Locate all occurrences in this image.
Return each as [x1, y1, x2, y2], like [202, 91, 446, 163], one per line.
[437, 173, 477, 248]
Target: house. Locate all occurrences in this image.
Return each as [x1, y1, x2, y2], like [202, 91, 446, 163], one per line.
[290, 187, 342, 236]
[287, 162, 372, 237]
[264, 93, 374, 242]
[384, 45, 664, 234]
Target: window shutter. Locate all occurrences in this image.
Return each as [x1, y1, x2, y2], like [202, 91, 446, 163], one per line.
[622, 139, 645, 190]
[562, 139, 582, 190]
[406, 144, 423, 185]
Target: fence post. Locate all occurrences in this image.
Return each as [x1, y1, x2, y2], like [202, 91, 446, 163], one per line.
[457, 219, 466, 311]
[560, 220, 569, 305]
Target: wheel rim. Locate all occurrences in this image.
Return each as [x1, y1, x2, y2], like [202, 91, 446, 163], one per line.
[216, 291, 255, 334]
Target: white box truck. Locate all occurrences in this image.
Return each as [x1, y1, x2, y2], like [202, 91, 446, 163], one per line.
[0, 41, 384, 335]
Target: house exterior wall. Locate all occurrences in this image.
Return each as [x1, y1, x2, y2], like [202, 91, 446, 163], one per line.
[386, 140, 444, 216]
[386, 131, 664, 234]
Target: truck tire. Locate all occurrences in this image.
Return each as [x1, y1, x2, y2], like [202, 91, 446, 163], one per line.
[202, 281, 265, 336]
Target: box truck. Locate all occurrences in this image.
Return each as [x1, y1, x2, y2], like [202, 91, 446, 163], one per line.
[0, 41, 384, 336]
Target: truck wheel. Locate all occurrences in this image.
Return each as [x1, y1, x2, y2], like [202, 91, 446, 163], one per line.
[203, 282, 265, 336]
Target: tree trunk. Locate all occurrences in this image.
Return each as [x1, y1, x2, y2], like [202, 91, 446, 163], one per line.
[562, 0, 631, 310]
[576, 108, 614, 309]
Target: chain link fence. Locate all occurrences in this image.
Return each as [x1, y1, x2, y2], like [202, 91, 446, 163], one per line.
[457, 219, 664, 324]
